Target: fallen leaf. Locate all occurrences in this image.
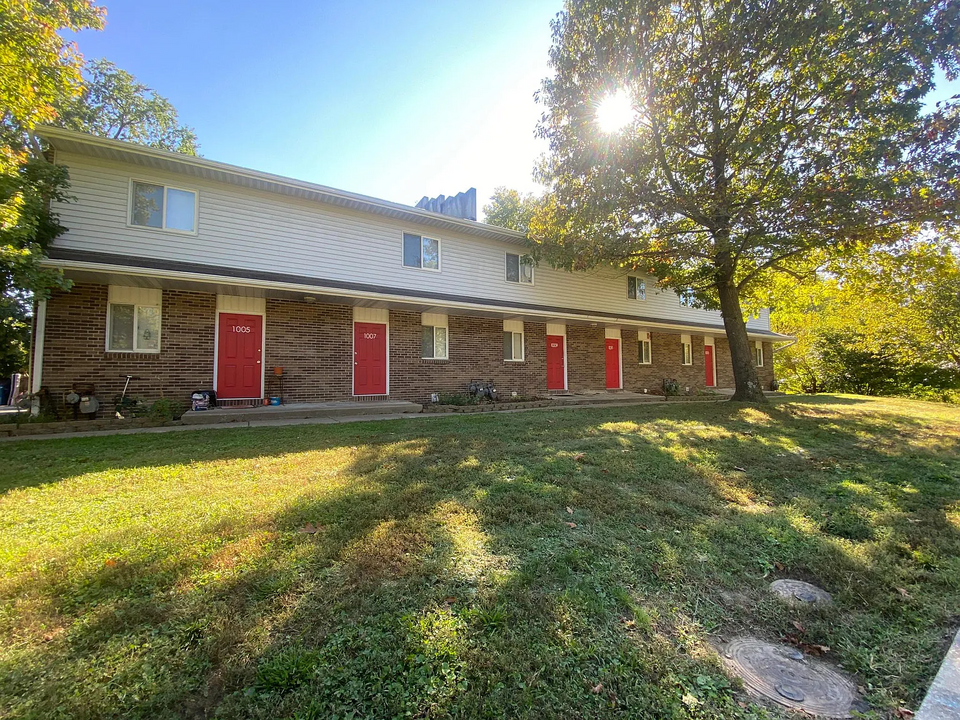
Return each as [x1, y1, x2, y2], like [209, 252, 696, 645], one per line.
[774, 561, 785, 571]
[897, 587, 912, 599]
[443, 596, 457, 605]
[895, 708, 915, 719]
[566, 506, 574, 515]
[565, 522, 578, 529]
[299, 522, 319, 534]
[792, 620, 805, 633]
[810, 644, 830, 655]
[602, 469, 609, 474]
[591, 683, 603, 694]
[734, 466, 746, 472]
[574, 453, 586, 462]
[104, 558, 118, 568]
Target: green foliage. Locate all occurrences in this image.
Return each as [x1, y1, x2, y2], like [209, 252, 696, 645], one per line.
[532, 0, 960, 401]
[148, 397, 184, 422]
[482, 186, 539, 232]
[0, 294, 30, 376]
[772, 240, 960, 400]
[57, 59, 199, 155]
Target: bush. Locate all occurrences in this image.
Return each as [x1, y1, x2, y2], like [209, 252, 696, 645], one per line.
[148, 398, 185, 421]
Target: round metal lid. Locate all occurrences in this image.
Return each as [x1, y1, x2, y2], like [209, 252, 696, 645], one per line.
[722, 637, 857, 718]
[770, 579, 833, 605]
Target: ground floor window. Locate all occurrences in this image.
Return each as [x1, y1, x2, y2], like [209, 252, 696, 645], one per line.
[422, 325, 448, 359]
[755, 342, 764, 367]
[681, 334, 692, 365]
[107, 286, 162, 352]
[503, 319, 524, 361]
[639, 332, 652, 364]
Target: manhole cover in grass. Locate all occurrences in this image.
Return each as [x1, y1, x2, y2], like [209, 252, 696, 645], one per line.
[722, 637, 857, 718]
[770, 579, 832, 605]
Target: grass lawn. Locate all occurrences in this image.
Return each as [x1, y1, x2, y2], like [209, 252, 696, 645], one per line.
[0, 395, 958, 719]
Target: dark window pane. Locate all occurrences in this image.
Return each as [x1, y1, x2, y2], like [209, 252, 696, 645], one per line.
[627, 276, 636, 299]
[132, 182, 163, 227]
[505, 253, 520, 282]
[422, 326, 434, 358]
[503, 331, 513, 359]
[403, 233, 422, 268]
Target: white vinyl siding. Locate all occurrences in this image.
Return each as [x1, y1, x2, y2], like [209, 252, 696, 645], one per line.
[53, 153, 774, 333]
[106, 286, 161, 352]
[681, 334, 693, 365]
[130, 180, 197, 233]
[503, 319, 524, 361]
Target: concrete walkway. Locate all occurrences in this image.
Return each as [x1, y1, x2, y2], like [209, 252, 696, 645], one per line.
[0, 395, 669, 443]
[917, 630, 960, 720]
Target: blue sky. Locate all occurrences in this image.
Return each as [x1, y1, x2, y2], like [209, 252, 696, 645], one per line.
[68, 0, 563, 213]
[68, 1, 960, 217]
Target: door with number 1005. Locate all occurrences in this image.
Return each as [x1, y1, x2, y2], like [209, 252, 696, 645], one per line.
[217, 313, 262, 399]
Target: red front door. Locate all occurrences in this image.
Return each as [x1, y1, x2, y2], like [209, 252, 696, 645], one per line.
[217, 313, 263, 399]
[704, 345, 716, 387]
[605, 338, 621, 389]
[354, 322, 387, 395]
[546, 335, 566, 390]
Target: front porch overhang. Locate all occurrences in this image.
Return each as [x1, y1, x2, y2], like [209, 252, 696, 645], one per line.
[44, 250, 792, 342]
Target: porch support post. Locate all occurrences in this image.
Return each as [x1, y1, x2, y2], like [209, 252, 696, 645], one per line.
[30, 299, 47, 415]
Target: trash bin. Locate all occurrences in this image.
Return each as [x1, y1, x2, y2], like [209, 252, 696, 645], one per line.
[191, 390, 217, 411]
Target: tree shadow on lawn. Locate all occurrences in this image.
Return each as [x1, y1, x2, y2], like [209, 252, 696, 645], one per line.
[0, 398, 958, 718]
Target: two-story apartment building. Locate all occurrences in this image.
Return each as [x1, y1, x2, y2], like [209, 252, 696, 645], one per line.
[30, 127, 784, 411]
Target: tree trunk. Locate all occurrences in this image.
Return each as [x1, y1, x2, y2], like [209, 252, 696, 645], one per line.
[717, 279, 766, 402]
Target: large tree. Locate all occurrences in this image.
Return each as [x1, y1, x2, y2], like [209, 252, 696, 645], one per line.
[1, 0, 104, 371]
[58, 59, 199, 155]
[532, 0, 960, 401]
[483, 187, 540, 232]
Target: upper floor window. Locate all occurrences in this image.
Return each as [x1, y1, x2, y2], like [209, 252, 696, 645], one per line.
[505, 253, 534, 284]
[402, 232, 440, 270]
[130, 181, 197, 233]
[678, 289, 696, 307]
[106, 286, 161, 353]
[755, 342, 764, 367]
[627, 276, 646, 300]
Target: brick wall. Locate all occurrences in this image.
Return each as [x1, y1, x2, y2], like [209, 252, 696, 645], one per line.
[42, 283, 216, 414]
[40, 283, 777, 411]
[262, 298, 353, 402]
[388, 310, 547, 403]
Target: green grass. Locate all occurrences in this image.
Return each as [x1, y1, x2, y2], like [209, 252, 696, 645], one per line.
[0, 395, 957, 719]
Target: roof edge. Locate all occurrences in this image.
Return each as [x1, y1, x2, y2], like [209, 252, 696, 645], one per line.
[34, 125, 528, 243]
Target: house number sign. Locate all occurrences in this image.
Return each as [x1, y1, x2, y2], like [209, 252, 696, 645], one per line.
[232, 325, 252, 333]
[363, 332, 377, 339]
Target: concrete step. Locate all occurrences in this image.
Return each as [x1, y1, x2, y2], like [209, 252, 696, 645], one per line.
[181, 400, 422, 425]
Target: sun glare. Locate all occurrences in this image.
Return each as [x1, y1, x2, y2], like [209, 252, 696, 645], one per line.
[596, 90, 634, 133]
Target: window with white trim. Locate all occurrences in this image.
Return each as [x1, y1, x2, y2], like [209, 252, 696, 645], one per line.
[402, 232, 440, 270]
[106, 286, 162, 353]
[130, 181, 197, 232]
[755, 341, 764, 367]
[421, 313, 448, 359]
[627, 276, 646, 300]
[678, 289, 696, 307]
[503, 319, 524, 361]
[681, 334, 693, 365]
[638, 331, 652, 364]
[505, 253, 534, 284]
